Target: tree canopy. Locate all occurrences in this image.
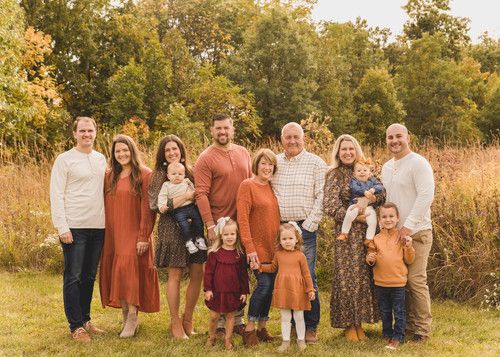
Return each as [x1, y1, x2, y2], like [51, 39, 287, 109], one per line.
[1, 0, 498, 157]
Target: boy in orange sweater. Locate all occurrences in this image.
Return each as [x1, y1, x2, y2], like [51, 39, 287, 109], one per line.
[366, 202, 415, 350]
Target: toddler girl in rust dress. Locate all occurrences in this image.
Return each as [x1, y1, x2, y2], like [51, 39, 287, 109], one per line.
[204, 217, 249, 350]
[257, 222, 315, 352]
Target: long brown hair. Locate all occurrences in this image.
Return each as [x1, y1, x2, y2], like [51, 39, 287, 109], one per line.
[107, 134, 143, 196]
[153, 135, 193, 181]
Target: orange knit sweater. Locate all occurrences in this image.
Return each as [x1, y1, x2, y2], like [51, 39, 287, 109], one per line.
[237, 179, 280, 263]
[367, 228, 415, 287]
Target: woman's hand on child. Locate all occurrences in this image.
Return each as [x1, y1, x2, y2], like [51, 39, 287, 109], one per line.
[184, 187, 195, 201]
[249, 261, 259, 270]
[205, 291, 213, 301]
[364, 190, 376, 203]
[308, 291, 316, 301]
[356, 196, 369, 210]
[366, 252, 377, 265]
[239, 294, 247, 303]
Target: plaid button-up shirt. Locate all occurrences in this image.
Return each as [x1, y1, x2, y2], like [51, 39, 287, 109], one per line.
[271, 149, 327, 232]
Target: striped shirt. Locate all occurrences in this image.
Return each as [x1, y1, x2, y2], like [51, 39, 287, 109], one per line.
[271, 149, 327, 232]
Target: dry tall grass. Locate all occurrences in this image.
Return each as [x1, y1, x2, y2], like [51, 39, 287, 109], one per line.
[0, 137, 498, 304]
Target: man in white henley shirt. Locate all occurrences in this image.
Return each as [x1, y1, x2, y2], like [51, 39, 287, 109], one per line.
[381, 123, 434, 342]
[50, 117, 106, 342]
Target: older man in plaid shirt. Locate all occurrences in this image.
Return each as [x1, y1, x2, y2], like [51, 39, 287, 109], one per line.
[271, 122, 327, 343]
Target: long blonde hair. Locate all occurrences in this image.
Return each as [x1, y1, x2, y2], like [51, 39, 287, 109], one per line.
[208, 218, 244, 256]
[330, 134, 365, 169]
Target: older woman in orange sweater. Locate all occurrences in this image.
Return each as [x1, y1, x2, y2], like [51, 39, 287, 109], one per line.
[237, 149, 281, 347]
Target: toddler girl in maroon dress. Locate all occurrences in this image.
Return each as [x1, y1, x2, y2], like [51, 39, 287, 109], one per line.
[204, 217, 249, 350]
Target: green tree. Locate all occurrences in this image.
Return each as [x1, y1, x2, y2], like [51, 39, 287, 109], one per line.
[20, 0, 150, 120]
[160, 28, 198, 99]
[314, 20, 387, 135]
[353, 68, 405, 145]
[153, 104, 206, 151]
[226, 6, 318, 135]
[108, 59, 147, 126]
[0, 0, 32, 144]
[402, 0, 470, 60]
[396, 34, 480, 141]
[186, 65, 261, 141]
[468, 33, 500, 75]
[477, 81, 500, 141]
[143, 38, 173, 127]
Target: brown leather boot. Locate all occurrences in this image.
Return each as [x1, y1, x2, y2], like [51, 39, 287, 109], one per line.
[256, 327, 275, 342]
[242, 329, 259, 347]
[206, 335, 216, 347]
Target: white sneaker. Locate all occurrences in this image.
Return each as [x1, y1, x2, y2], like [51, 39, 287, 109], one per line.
[185, 240, 199, 254]
[195, 237, 208, 250]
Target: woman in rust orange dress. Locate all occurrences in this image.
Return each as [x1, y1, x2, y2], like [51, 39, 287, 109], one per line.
[99, 134, 160, 338]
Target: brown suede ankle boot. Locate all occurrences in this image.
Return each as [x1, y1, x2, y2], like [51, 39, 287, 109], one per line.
[242, 329, 259, 347]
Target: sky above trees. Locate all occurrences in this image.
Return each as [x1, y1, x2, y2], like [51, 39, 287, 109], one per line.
[312, 0, 500, 43]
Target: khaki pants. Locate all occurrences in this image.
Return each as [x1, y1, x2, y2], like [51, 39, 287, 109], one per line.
[406, 229, 433, 337]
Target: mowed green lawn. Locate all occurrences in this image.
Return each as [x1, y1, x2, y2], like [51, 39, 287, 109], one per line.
[1, 272, 498, 357]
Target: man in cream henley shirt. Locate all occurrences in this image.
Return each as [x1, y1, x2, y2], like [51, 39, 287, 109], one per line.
[381, 123, 434, 342]
[50, 117, 106, 341]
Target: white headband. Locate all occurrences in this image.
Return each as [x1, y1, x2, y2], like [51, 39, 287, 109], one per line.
[215, 217, 231, 237]
[287, 221, 302, 235]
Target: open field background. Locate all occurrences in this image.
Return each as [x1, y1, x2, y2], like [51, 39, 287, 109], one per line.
[1, 141, 498, 305]
[1, 271, 499, 357]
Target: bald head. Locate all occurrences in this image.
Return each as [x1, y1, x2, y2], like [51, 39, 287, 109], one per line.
[386, 123, 408, 136]
[386, 123, 411, 159]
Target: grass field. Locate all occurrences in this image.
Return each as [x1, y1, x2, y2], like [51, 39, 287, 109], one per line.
[1, 271, 498, 357]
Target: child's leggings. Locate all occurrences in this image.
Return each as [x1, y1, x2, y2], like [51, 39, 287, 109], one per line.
[280, 309, 305, 341]
[341, 205, 377, 240]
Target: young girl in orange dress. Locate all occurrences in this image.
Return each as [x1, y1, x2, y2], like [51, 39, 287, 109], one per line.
[204, 217, 249, 350]
[256, 222, 315, 352]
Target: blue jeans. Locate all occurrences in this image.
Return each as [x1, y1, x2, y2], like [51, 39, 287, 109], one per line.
[62, 228, 104, 332]
[301, 227, 320, 331]
[247, 271, 275, 322]
[375, 286, 406, 342]
[171, 203, 204, 242]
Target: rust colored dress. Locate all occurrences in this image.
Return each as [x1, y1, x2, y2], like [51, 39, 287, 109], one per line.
[323, 163, 385, 328]
[99, 168, 160, 312]
[260, 250, 314, 311]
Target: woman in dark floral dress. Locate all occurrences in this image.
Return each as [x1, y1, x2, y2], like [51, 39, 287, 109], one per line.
[323, 134, 385, 341]
[148, 135, 207, 339]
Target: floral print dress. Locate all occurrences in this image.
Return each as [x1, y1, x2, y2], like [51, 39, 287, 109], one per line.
[323, 163, 385, 328]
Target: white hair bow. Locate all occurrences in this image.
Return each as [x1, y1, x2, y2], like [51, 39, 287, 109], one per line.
[215, 217, 231, 237]
[288, 221, 302, 235]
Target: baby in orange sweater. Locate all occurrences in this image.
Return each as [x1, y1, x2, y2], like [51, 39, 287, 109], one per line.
[366, 202, 415, 350]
